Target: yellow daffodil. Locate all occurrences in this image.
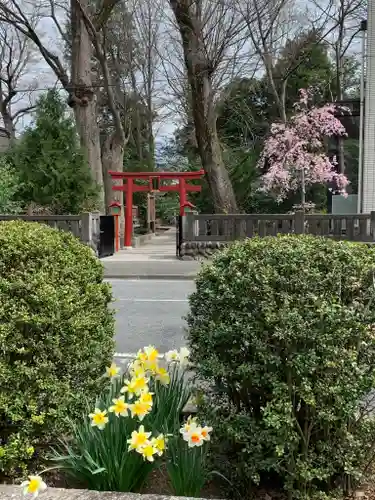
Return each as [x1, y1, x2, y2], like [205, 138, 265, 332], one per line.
[155, 366, 170, 386]
[120, 374, 149, 399]
[129, 360, 146, 377]
[21, 475, 47, 498]
[151, 434, 166, 456]
[144, 345, 159, 362]
[136, 345, 159, 373]
[129, 400, 152, 421]
[127, 425, 151, 451]
[89, 408, 109, 430]
[165, 349, 179, 363]
[184, 427, 204, 448]
[109, 396, 129, 417]
[145, 360, 158, 373]
[106, 362, 120, 378]
[139, 392, 154, 408]
[136, 349, 148, 363]
[201, 425, 213, 441]
[140, 441, 158, 462]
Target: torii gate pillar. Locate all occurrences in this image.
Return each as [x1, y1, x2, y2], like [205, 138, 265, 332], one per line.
[109, 170, 205, 248]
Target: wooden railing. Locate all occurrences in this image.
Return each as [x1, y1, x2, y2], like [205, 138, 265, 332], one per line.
[0, 212, 100, 248]
[183, 212, 375, 243]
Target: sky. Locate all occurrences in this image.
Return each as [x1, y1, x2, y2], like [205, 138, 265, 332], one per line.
[8, 7, 177, 145]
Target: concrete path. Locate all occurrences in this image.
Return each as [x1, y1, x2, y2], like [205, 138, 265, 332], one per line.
[102, 228, 205, 279]
[107, 228, 177, 261]
[108, 278, 194, 356]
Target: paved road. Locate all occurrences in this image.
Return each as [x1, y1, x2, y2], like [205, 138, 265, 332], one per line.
[107, 279, 195, 356]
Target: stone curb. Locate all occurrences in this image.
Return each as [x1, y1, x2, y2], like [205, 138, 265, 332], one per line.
[104, 274, 196, 280]
[0, 485, 213, 499]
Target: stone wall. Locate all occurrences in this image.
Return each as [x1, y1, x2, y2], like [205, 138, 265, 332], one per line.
[0, 485, 214, 500]
[179, 241, 227, 260]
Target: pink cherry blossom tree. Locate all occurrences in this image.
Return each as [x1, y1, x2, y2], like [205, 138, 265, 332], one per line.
[258, 89, 350, 209]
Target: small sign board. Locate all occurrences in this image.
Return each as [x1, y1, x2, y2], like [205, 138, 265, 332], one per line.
[109, 201, 121, 216]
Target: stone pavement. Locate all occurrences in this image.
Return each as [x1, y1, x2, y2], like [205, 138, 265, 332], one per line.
[0, 485, 212, 500]
[102, 228, 205, 279]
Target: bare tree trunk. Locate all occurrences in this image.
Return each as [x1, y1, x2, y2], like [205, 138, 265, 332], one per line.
[101, 134, 124, 210]
[146, 90, 155, 170]
[1, 110, 15, 141]
[145, 13, 155, 171]
[194, 82, 238, 212]
[70, 0, 104, 211]
[263, 53, 287, 123]
[301, 168, 306, 208]
[130, 71, 144, 163]
[169, 0, 238, 213]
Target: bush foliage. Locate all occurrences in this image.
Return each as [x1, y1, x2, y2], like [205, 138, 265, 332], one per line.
[0, 221, 114, 476]
[0, 155, 22, 214]
[187, 235, 375, 499]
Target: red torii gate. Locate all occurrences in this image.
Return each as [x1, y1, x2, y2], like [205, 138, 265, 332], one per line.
[109, 169, 205, 248]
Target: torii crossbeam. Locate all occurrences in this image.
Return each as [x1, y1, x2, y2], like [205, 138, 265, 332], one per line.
[109, 169, 205, 248]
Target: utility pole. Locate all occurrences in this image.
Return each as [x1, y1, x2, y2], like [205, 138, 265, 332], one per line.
[357, 19, 367, 213]
[362, 7, 375, 213]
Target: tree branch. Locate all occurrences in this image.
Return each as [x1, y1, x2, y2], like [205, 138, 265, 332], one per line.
[12, 104, 36, 120]
[94, 0, 123, 31]
[0, 0, 69, 89]
[75, 0, 125, 144]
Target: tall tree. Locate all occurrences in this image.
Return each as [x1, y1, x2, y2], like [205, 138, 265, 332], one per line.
[312, 0, 364, 174]
[130, 0, 163, 171]
[0, 0, 130, 212]
[0, 21, 39, 140]
[259, 90, 349, 207]
[168, 0, 247, 213]
[11, 90, 98, 214]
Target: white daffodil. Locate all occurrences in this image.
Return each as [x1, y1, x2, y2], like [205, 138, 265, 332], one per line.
[201, 425, 213, 441]
[179, 347, 190, 366]
[183, 427, 204, 448]
[165, 349, 179, 363]
[180, 415, 198, 435]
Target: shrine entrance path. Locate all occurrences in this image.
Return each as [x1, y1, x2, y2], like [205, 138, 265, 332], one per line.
[101, 227, 203, 279]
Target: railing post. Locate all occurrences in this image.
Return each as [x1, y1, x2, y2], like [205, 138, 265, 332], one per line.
[294, 211, 305, 234]
[81, 212, 92, 244]
[370, 211, 375, 241]
[183, 212, 195, 240]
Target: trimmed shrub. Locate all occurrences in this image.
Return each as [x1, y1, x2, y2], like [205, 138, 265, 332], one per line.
[0, 221, 114, 476]
[187, 235, 375, 499]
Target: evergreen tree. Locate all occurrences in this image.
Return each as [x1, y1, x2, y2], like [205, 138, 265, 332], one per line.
[0, 155, 22, 214]
[12, 90, 98, 214]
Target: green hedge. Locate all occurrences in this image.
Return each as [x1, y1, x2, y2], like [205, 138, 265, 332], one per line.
[187, 235, 375, 499]
[0, 221, 114, 476]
